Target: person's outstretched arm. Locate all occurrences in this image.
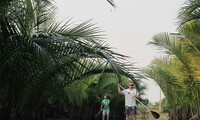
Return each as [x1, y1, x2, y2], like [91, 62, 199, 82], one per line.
[136, 91, 140, 98]
[101, 104, 103, 111]
[118, 84, 122, 95]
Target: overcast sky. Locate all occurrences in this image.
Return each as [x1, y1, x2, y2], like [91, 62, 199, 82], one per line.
[55, 0, 186, 103]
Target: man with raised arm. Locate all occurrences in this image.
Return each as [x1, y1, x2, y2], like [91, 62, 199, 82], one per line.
[118, 82, 139, 120]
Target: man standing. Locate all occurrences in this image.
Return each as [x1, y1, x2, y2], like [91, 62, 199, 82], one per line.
[118, 82, 139, 120]
[101, 95, 110, 120]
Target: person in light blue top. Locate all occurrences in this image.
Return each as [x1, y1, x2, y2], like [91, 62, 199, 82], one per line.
[101, 95, 110, 120]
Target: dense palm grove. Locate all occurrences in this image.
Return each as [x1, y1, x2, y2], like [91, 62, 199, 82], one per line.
[0, 0, 145, 120]
[144, 0, 200, 119]
[1, 0, 200, 120]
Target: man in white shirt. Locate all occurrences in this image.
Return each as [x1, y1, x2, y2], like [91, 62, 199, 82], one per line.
[118, 82, 139, 120]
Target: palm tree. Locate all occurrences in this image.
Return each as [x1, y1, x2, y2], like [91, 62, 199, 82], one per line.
[0, 0, 143, 119]
[144, 32, 200, 120]
[142, 2, 200, 119]
[178, 0, 200, 119]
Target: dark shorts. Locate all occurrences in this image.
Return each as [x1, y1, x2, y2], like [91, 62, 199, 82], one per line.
[125, 106, 137, 115]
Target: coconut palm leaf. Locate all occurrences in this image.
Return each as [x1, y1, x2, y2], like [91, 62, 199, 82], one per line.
[146, 32, 200, 119]
[178, 0, 200, 26]
[0, 0, 143, 119]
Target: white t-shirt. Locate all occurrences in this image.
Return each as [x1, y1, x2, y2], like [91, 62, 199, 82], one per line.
[121, 89, 137, 107]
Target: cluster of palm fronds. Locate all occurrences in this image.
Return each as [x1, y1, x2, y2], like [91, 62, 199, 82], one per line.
[0, 0, 144, 119]
[144, 0, 200, 119]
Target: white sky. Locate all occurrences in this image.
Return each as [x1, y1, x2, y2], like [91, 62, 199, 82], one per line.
[55, 0, 186, 103]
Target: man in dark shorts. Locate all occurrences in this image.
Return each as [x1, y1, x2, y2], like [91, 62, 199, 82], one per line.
[118, 82, 139, 120]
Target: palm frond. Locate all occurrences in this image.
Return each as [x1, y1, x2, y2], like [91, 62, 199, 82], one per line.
[178, 0, 200, 26]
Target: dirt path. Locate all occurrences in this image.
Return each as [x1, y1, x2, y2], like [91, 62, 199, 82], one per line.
[46, 113, 169, 120]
